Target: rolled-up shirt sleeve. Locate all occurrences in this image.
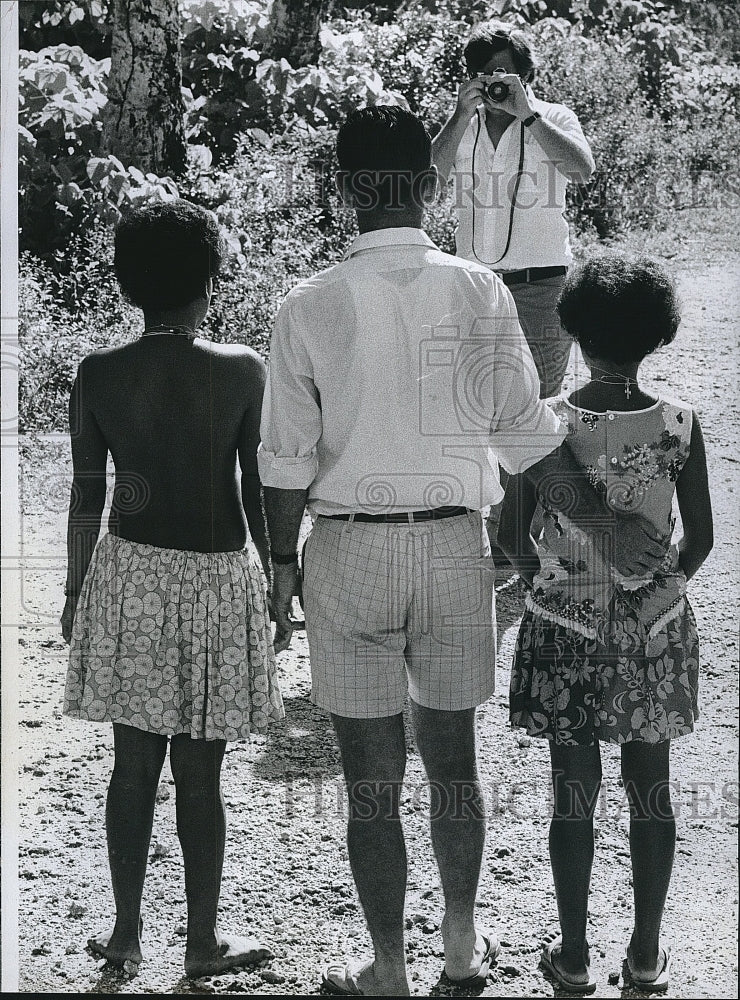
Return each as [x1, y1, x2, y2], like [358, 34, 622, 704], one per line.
[258, 297, 321, 490]
[486, 285, 567, 474]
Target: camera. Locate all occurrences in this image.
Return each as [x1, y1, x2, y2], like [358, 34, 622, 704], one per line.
[487, 77, 509, 102]
[418, 319, 539, 436]
[473, 68, 509, 102]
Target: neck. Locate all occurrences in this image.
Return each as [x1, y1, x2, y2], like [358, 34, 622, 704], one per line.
[144, 305, 201, 334]
[355, 210, 424, 234]
[485, 106, 516, 128]
[587, 360, 640, 382]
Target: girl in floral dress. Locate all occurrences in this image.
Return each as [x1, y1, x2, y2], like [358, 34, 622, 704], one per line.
[60, 201, 284, 977]
[498, 253, 713, 995]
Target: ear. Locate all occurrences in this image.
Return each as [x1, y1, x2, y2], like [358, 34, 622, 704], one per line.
[334, 170, 353, 207]
[419, 164, 440, 207]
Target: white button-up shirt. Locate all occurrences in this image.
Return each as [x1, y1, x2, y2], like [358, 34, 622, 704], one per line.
[258, 227, 566, 515]
[453, 95, 592, 270]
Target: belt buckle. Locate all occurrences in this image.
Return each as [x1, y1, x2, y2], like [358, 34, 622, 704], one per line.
[524, 267, 531, 283]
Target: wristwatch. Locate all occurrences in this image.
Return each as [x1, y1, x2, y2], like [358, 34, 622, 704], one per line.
[270, 549, 299, 564]
[522, 111, 541, 127]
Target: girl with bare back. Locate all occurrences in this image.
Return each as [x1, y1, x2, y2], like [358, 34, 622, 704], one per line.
[61, 200, 284, 978]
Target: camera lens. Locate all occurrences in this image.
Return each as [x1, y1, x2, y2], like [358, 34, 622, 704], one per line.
[487, 80, 509, 102]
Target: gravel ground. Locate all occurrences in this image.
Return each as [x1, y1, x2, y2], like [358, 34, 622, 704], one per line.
[12, 212, 739, 996]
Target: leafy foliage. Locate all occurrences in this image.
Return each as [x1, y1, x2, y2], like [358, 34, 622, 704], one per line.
[19, 44, 181, 254]
[17, 0, 740, 429]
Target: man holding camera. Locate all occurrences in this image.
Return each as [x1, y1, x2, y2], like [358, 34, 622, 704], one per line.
[434, 20, 594, 401]
[434, 22, 594, 556]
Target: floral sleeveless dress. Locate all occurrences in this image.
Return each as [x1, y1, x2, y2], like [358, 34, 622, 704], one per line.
[510, 395, 699, 746]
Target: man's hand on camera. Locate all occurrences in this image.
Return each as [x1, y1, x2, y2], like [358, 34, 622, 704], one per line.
[454, 77, 488, 120]
[486, 72, 534, 120]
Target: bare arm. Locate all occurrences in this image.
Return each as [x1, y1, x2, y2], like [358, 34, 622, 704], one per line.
[486, 73, 595, 182]
[258, 295, 322, 651]
[61, 360, 108, 642]
[238, 353, 271, 584]
[431, 79, 487, 184]
[497, 473, 540, 587]
[675, 412, 713, 580]
[263, 486, 307, 653]
[523, 443, 666, 577]
[524, 115, 594, 182]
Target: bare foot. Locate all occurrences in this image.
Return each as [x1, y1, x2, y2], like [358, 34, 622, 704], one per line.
[87, 917, 143, 971]
[184, 932, 274, 979]
[323, 958, 410, 996]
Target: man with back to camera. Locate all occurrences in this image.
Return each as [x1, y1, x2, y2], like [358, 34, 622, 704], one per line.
[259, 107, 662, 996]
[433, 20, 595, 553]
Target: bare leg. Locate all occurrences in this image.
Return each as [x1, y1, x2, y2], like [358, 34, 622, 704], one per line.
[621, 740, 675, 980]
[169, 735, 273, 978]
[331, 713, 410, 996]
[410, 701, 489, 980]
[88, 724, 167, 968]
[547, 742, 602, 982]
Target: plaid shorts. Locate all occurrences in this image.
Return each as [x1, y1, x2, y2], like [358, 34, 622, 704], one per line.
[302, 511, 496, 718]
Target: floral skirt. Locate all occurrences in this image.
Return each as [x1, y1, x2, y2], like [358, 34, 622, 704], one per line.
[509, 600, 699, 745]
[65, 534, 284, 741]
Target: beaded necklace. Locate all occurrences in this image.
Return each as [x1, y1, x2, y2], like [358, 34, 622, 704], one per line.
[141, 325, 197, 338]
[585, 364, 637, 399]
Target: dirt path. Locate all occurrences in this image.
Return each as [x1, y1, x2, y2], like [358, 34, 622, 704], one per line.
[13, 213, 739, 996]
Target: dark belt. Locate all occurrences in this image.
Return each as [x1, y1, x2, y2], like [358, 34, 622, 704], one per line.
[322, 505, 474, 524]
[497, 265, 567, 286]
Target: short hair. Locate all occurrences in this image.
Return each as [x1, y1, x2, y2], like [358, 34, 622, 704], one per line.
[336, 106, 433, 213]
[114, 199, 223, 310]
[557, 253, 680, 365]
[464, 20, 537, 82]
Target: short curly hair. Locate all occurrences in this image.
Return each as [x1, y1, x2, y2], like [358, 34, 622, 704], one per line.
[114, 199, 223, 310]
[557, 253, 680, 365]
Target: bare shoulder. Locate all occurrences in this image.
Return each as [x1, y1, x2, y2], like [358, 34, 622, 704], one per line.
[76, 343, 138, 381]
[197, 339, 267, 386]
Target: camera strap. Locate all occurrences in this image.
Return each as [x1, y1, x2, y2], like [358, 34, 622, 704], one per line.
[470, 109, 525, 268]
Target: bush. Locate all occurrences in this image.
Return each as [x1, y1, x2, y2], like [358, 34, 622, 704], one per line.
[19, 129, 354, 431]
[532, 18, 739, 234]
[319, 12, 466, 133]
[19, 237, 138, 433]
[19, 43, 182, 255]
[19, 44, 108, 253]
[17, 0, 740, 432]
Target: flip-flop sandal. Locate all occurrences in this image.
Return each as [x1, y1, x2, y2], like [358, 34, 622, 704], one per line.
[623, 947, 672, 993]
[540, 938, 597, 995]
[322, 963, 365, 996]
[445, 933, 501, 989]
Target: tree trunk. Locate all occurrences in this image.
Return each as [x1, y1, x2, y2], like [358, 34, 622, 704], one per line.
[263, 0, 325, 67]
[102, 0, 186, 176]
